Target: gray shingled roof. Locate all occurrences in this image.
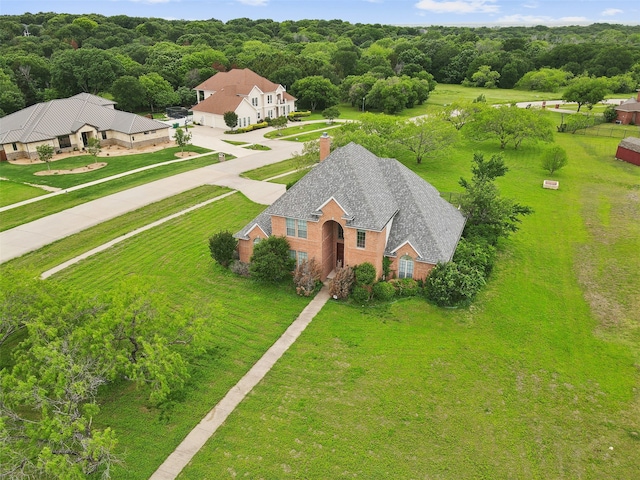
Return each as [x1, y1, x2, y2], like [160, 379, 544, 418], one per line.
[0, 93, 168, 145]
[618, 137, 640, 154]
[235, 143, 465, 264]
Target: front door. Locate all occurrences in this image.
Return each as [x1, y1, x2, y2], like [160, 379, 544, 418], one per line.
[336, 242, 344, 268]
[81, 132, 90, 147]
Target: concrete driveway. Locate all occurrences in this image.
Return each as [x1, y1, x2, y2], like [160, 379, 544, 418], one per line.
[0, 127, 304, 263]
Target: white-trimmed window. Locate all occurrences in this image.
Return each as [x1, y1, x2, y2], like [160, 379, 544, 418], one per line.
[286, 218, 307, 238]
[267, 94, 273, 104]
[399, 255, 414, 279]
[286, 218, 296, 236]
[252, 97, 258, 106]
[253, 237, 261, 245]
[297, 219, 307, 239]
[356, 230, 366, 248]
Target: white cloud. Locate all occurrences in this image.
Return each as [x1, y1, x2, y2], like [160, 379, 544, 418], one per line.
[497, 14, 589, 25]
[601, 8, 623, 16]
[522, 1, 539, 8]
[415, 0, 499, 14]
[236, 0, 269, 5]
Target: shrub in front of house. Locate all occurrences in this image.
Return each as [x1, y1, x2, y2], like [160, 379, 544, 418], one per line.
[351, 284, 371, 304]
[390, 278, 420, 297]
[354, 262, 376, 286]
[372, 281, 396, 301]
[225, 121, 269, 134]
[329, 266, 355, 299]
[287, 111, 311, 121]
[230, 260, 250, 277]
[249, 236, 295, 282]
[424, 261, 486, 307]
[453, 237, 496, 277]
[208, 230, 237, 268]
[294, 258, 322, 296]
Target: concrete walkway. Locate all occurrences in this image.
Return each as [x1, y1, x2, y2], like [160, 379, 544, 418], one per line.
[0, 142, 300, 263]
[149, 286, 331, 480]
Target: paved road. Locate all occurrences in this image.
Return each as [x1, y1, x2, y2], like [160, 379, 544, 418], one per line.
[0, 127, 302, 263]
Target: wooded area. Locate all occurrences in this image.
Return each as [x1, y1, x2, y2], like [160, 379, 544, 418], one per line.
[1, 14, 639, 116]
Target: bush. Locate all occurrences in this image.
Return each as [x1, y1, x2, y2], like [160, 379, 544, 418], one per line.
[354, 262, 376, 286]
[208, 231, 237, 268]
[293, 258, 322, 296]
[390, 278, 420, 297]
[351, 284, 371, 304]
[372, 281, 396, 301]
[329, 266, 354, 299]
[603, 105, 618, 123]
[288, 110, 311, 121]
[230, 260, 250, 277]
[249, 236, 295, 282]
[453, 237, 496, 276]
[225, 121, 269, 134]
[424, 262, 486, 307]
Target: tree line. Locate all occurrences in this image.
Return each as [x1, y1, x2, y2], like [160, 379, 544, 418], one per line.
[1, 14, 640, 116]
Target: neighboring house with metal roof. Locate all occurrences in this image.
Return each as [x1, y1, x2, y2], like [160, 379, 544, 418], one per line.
[192, 68, 296, 129]
[0, 93, 170, 161]
[234, 138, 466, 281]
[615, 137, 640, 166]
[614, 91, 640, 125]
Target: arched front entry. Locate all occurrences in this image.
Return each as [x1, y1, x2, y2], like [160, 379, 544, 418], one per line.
[321, 220, 345, 279]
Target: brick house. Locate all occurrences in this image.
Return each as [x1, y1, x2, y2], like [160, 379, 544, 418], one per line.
[614, 90, 640, 125]
[192, 68, 296, 129]
[0, 93, 170, 161]
[234, 136, 466, 281]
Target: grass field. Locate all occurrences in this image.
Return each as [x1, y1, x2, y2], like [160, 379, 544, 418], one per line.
[0, 154, 221, 232]
[241, 158, 303, 181]
[176, 131, 640, 477]
[0, 146, 210, 189]
[41, 193, 313, 479]
[3, 86, 639, 478]
[4, 185, 232, 274]
[0, 179, 46, 207]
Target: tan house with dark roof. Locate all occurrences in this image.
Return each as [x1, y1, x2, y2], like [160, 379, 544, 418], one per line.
[234, 136, 466, 281]
[192, 68, 296, 129]
[0, 93, 170, 161]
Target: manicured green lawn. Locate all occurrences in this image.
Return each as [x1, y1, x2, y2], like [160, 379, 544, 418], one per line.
[428, 83, 561, 107]
[178, 132, 640, 478]
[268, 170, 309, 185]
[241, 158, 303, 181]
[44, 193, 313, 479]
[3, 185, 232, 275]
[243, 144, 271, 150]
[0, 146, 211, 189]
[0, 180, 46, 207]
[264, 122, 340, 139]
[0, 154, 222, 232]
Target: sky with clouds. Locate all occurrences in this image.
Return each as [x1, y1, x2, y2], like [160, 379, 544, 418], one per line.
[3, 0, 639, 26]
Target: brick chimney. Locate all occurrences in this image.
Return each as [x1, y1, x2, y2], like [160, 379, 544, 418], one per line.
[319, 132, 331, 161]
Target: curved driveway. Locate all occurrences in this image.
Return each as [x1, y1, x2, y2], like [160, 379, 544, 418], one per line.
[0, 126, 302, 263]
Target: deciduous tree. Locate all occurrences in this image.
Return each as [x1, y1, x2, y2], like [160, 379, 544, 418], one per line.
[291, 76, 339, 112]
[223, 111, 238, 130]
[541, 144, 568, 174]
[36, 143, 54, 170]
[459, 153, 533, 244]
[562, 76, 610, 112]
[174, 126, 192, 154]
